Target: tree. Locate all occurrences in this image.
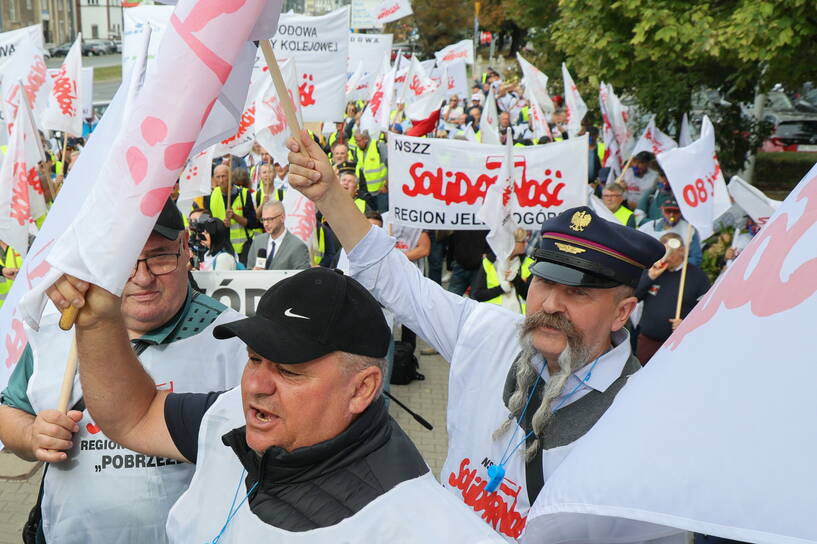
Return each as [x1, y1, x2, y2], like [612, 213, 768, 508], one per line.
[406, 0, 472, 57]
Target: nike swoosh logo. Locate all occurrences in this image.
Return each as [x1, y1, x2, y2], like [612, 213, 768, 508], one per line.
[284, 308, 310, 320]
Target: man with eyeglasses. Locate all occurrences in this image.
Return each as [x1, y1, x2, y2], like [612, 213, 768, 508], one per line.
[0, 199, 246, 544]
[247, 201, 309, 271]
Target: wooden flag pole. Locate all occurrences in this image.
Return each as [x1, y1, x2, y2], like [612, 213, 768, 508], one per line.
[259, 39, 302, 140]
[674, 222, 694, 320]
[56, 336, 79, 413]
[612, 156, 634, 188]
[59, 132, 69, 179]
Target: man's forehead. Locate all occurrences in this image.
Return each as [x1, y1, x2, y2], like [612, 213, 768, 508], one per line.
[142, 232, 179, 253]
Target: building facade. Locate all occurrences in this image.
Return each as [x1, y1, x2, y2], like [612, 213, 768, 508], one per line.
[1, 0, 76, 46]
[79, 0, 123, 40]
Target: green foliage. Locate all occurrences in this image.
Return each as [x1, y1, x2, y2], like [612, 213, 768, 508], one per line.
[407, 0, 472, 57]
[754, 152, 817, 191]
[701, 226, 733, 283]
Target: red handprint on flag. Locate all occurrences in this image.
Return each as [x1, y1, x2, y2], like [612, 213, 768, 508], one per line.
[299, 73, 316, 107]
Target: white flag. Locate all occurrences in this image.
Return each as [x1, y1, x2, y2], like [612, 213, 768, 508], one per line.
[282, 186, 316, 244]
[18, 0, 281, 329]
[561, 63, 586, 138]
[359, 53, 394, 139]
[435, 39, 474, 66]
[631, 117, 677, 157]
[0, 36, 51, 133]
[517, 53, 553, 116]
[40, 34, 83, 137]
[0, 98, 47, 257]
[371, 0, 413, 24]
[524, 164, 817, 544]
[479, 85, 501, 145]
[657, 115, 730, 240]
[525, 86, 553, 142]
[398, 54, 436, 105]
[679, 113, 693, 147]
[179, 146, 216, 202]
[477, 135, 519, 263]
[405, 67, 445, 122]
[214, 50, 269, 158]
[255, 58, 302, 165]
[727, 175, 781, 226]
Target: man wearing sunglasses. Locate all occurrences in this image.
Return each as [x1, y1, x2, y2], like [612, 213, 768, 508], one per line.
[0, 199, 246, 544]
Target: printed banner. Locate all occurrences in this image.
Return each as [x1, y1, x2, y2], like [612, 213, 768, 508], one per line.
[371, 0, 413, 24]
[192, 270, 299, 317]
[0, 25, 43, 72]
[388, 134, 588, 230]
[0, 37, 50, 131]
[122, 5, 173, 76]
[348, 32, 392, 77]
[271, 7, 349, 123]
[435, 39, 474, 66]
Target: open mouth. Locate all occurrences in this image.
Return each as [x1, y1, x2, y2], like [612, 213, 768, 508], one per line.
[249, 406, 277, 425]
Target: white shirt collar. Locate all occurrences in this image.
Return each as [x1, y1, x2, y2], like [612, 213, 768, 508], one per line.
[267, 230, 286, 252]
[541, 328, 631, 395]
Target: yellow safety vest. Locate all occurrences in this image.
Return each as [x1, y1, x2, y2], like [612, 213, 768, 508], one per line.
[520, 107, 530, 122]
[354, 198, 366, 214]
[613, 205, 634, 227]
[209, 187, 251, 256]
[0, 245, 23, 308]
[481, 257, 532, 313]
[355, 143, 387, 193]
[313, 221, 326, 266]
[597, 141, 606, 163]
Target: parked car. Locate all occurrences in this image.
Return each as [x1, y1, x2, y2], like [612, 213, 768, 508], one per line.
[82, 40, 111, 56]
[112, 39, 122, 53]
[49, 41, 73, 57]
[761, 117, 817, 152]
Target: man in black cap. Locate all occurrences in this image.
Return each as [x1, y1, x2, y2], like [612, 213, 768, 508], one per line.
[0, 199, 246, 544]
[44, 268, 505, 543]
[284, 132, 687, 543]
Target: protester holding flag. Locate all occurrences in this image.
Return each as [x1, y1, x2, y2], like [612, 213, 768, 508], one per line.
[634, 232, 710, 364]
[0, 201, 246, 544]
[205, 163, 259, 265]
[43, 268, 505, 543]
[623, 151, 659, 210]
[284, 131, 677, 542]
[638, 199, 703, 266]
[352, 129, 389, 212]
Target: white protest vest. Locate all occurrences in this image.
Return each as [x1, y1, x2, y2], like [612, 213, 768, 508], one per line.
[26, 305, 246, 544]
[166, 388, 506, 544]
[441, 303, 575, 542]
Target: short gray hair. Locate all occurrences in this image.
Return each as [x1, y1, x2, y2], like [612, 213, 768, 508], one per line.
[339, 351, 387, 397]
[261, 200, 284, 216]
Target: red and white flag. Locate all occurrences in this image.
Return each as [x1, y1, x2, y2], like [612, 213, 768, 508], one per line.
[18, 0, 281, 329]
[598, 82, 629, 170]
[359, 53, 395, 139]
[631, 117, 677, 157]
[517, 53, 553, 117]
[214, 50, 269, 158]
[727, 175, 781, 227]
[657, 115, 730, 240]
[524, 163, 817, 544]
[479, 85, 501, 145]
[255, 58, 302, 164]
[0, 36, 51, 134]
[41, 34, 83, 137]
[561, 63, 587, 138]
[179, 145, 216, 203]
[346, 60, 366, 100]
[401, 54, 436, 104]
[435, 39, 474, 67]
[371, 0, 413, 24]
[0, 97, 47, 257]
[525, 86, 553, 142]
[477, 135, 519, 264]
[405, 66, 445, 133]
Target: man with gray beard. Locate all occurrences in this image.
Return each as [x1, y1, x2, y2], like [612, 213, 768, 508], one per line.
[286, 132, 685, 543]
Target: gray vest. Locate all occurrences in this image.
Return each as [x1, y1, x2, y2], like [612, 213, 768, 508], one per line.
[503, 353, 642, 502]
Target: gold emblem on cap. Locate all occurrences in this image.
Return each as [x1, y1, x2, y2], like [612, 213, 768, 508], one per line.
[555, 242, 586, 255]
[569, 210, 592, 232]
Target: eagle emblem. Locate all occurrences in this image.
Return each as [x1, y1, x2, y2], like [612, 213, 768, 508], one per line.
[569, 210, 592, 232]
[555, 242, 586, 255]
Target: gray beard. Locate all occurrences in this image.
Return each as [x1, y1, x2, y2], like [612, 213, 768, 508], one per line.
[493, 326, 591, 462]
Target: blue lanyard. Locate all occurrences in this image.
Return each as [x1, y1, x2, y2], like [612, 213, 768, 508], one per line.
[209, 469, 259, 544]
[485, 353, 604, 493]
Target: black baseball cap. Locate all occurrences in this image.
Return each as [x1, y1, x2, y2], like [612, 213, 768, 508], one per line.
[213, 268, 390, 363]
[153, 198, 185, 240]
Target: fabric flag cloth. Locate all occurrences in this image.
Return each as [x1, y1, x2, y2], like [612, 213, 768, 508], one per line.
[525, 86, 553, 142]
[631, 118, 677, 158]
[359, 53, 394, 139]
[371, 0, 413, 24]
[40, 34, 83, 137]
[405, 68, 445, 137]
[0, 25, 44, 73]
[179, 145, 216, 203]
[479, 85, 501, 145]
[726, 175, 781, 226]
[18, 0, 281, 330]
[524, 163, 817, 544]
[214, 49, 269, 158]
[434, 39, 474, 67]
[400, 54, 436, 105]
[282, 187, 316, 245]
[679, 113, 693, 147]
[255, 58, 303, 164]
[657, 115, 730, 240]
[561, 63, 587, 138]
[0, 35, 51, 133]
[517, 53, 553, 117]
[271, 7, 349, 123]
[443, 61, 469, 99]
[477, 135, 519, 267]
[348, 33, 392, 80]
[599, 81, 630, 163]
[0, 97, 47, 257]
[345, 60, 366, 100]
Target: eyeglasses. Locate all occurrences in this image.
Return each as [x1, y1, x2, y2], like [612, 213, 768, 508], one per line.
[131, 246, 183, 278]
[260, 214, 283, 223]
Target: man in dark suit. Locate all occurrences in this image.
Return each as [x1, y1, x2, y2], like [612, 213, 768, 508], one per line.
[247, 201, 310, 270]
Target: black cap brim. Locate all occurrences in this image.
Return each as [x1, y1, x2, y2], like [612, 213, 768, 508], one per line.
[213, 315, 333, 364]
[153, 224, 183, 240]
[529, 261, 620, 289]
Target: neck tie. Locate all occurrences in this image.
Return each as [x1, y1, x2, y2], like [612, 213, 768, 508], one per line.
[265, 240, 276, 269]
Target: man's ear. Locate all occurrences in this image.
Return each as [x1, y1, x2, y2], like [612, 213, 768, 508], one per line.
[611, 295, 638, 332]
[348, 366, 381, 415]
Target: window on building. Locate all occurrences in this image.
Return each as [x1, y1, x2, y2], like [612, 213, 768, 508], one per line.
[91, 24, 99, 39]
[25, 0, 32, 11]
[9, 0, 19, 22]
